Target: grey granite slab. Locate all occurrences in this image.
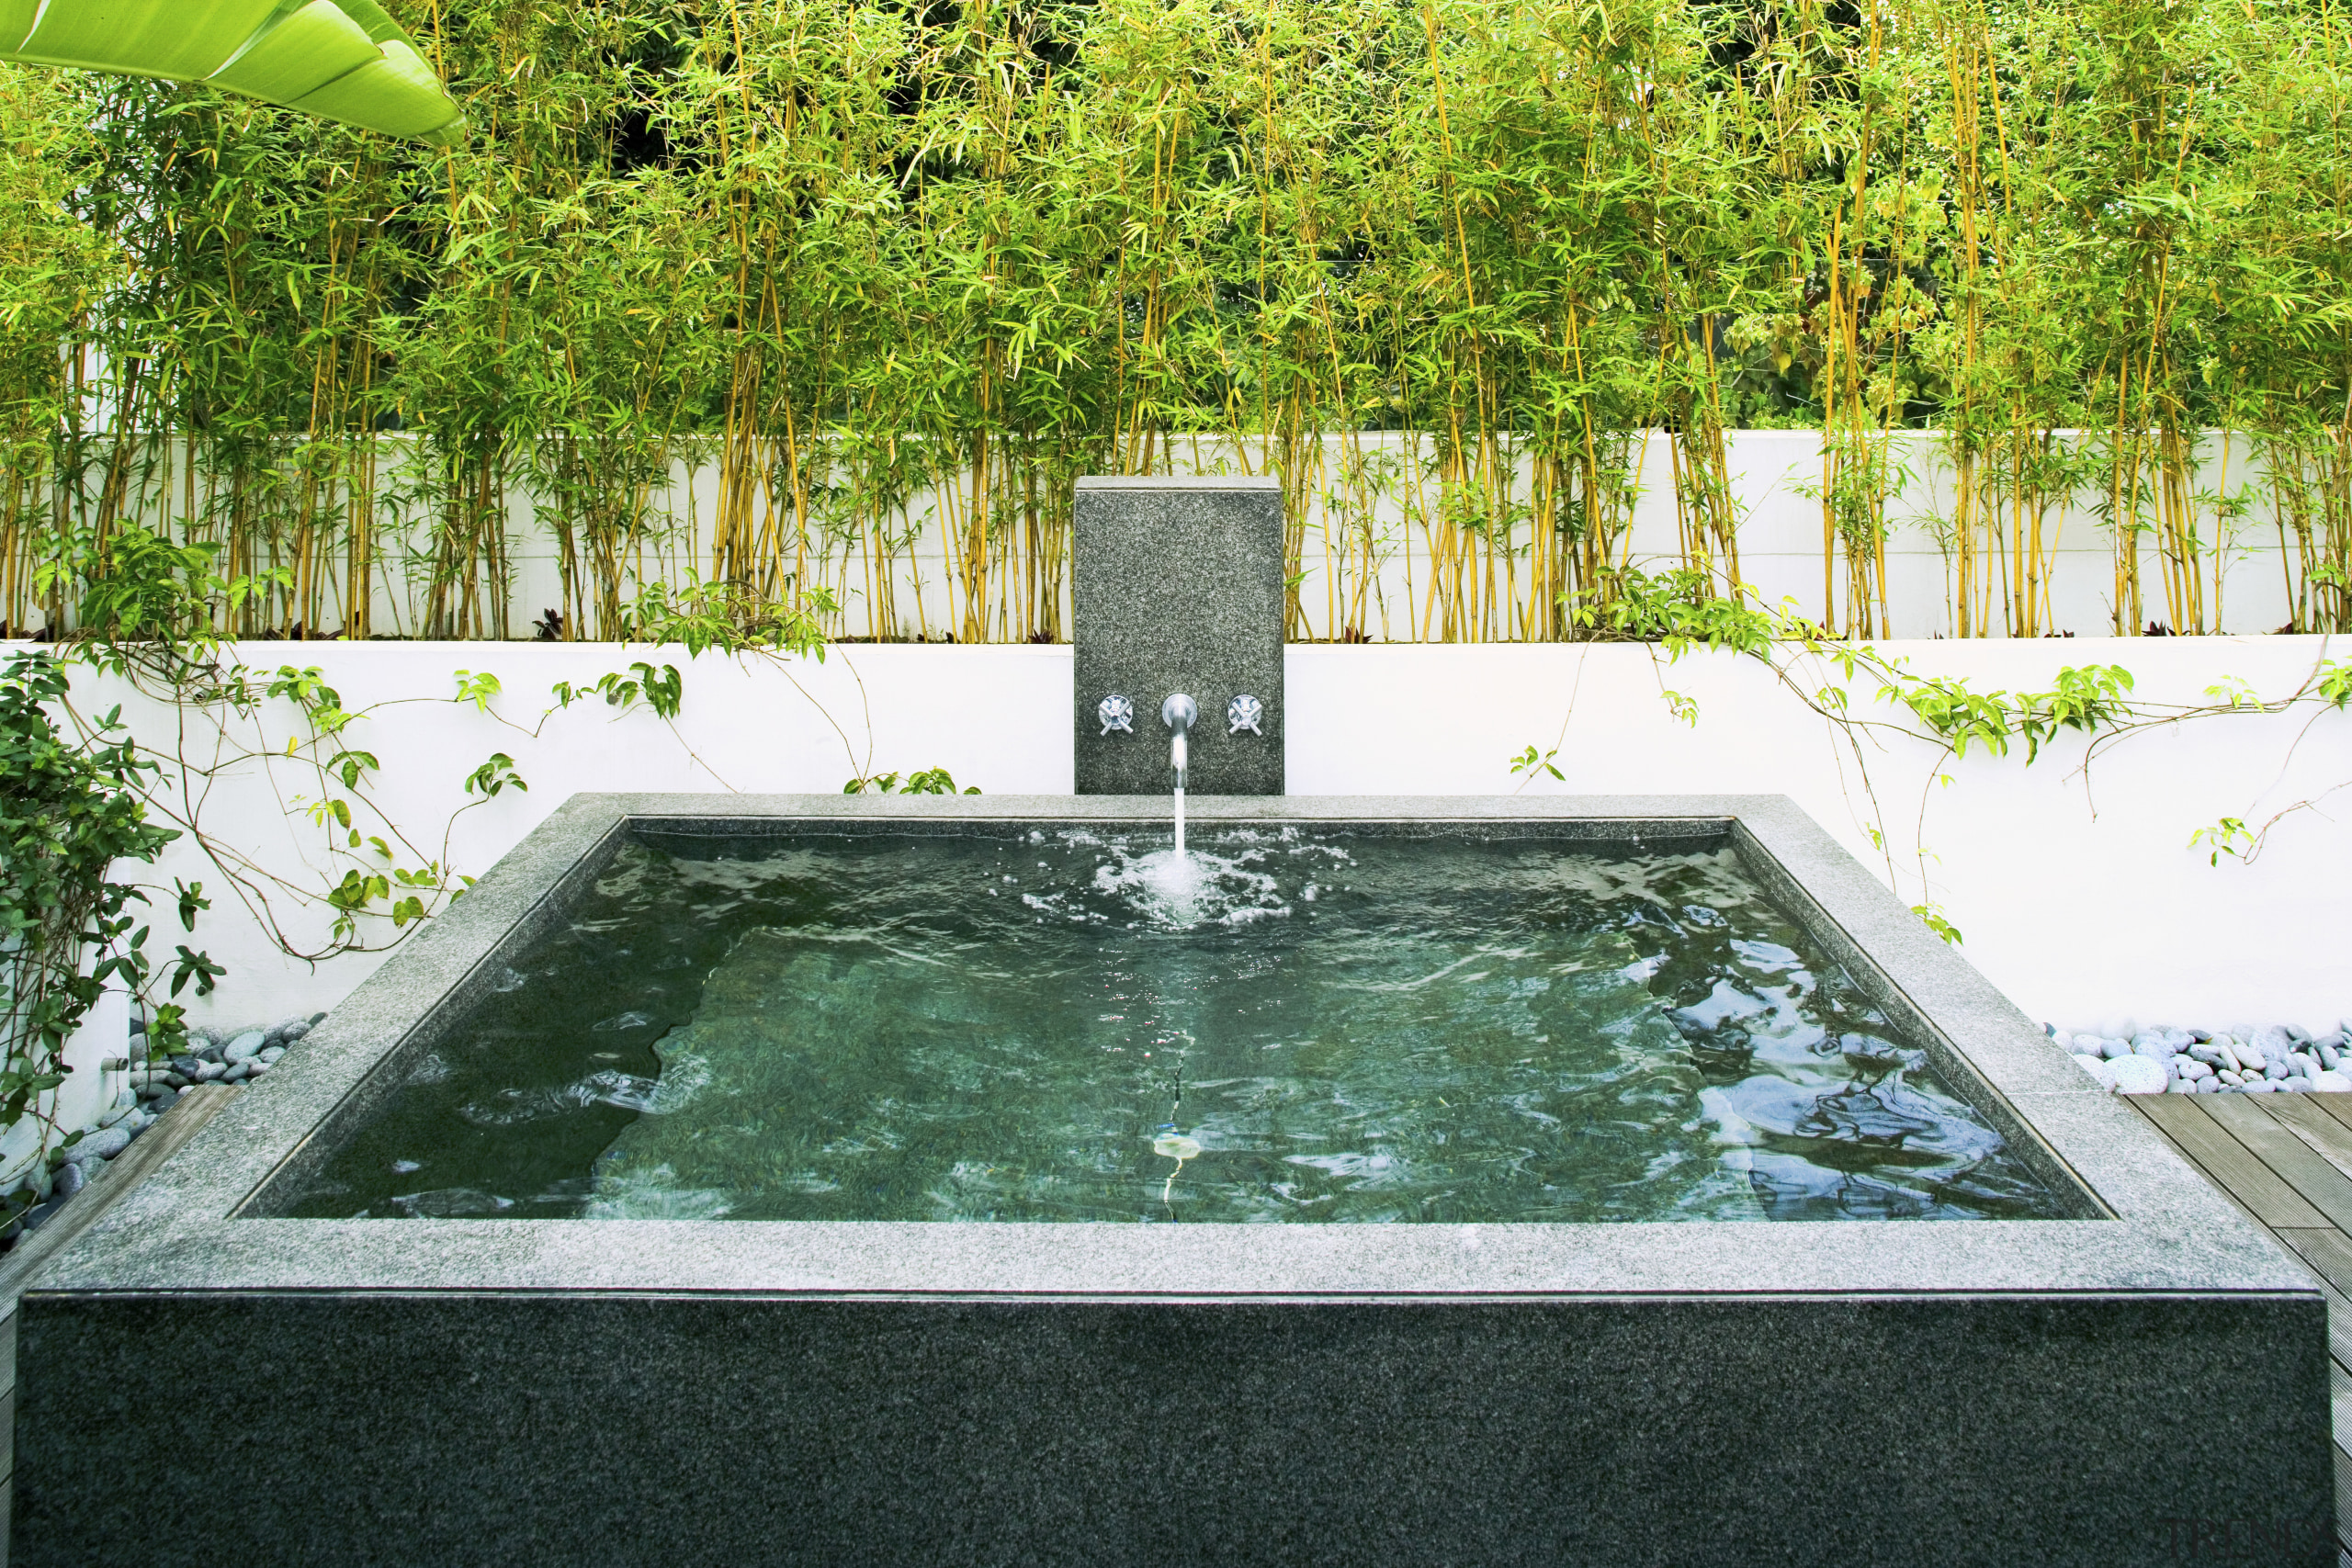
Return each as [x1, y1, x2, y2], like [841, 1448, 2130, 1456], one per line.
[12, 792, 2332, 1564]
[14, 1293, 2331, 1568]
[1074, 478, 1283, 794]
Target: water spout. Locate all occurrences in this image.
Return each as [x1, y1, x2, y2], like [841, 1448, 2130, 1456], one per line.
[1161, 694, 1197, 859]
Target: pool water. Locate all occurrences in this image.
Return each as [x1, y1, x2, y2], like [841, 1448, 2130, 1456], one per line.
[288, 828, 2066, 1224]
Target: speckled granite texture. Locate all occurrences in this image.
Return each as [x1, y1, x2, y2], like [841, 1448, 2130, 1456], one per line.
[11, 794, 2335, 1564]
[15, 1293, 2330, 1567]
[1073, 477, 1283, 795]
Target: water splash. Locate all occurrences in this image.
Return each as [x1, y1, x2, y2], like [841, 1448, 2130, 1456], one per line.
[1091, 844, 1286, 929]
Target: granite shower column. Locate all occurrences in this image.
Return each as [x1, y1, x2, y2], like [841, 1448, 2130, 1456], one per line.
[1071, 476, 1284, 795]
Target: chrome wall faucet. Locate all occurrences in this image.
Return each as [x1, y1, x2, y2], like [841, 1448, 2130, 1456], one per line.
[1160, 694, 1197, 790]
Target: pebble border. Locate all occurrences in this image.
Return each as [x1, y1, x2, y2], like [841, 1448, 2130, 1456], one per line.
[2055, 1022, 2351, 1096]
[0, 1012, 325, 1252]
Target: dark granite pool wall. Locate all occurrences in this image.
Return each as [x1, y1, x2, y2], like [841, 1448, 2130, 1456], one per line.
[1073, 476, 1284, 795]
[15, 795, 2333, 1567]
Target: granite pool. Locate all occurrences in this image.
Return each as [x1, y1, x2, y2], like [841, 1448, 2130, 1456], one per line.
[13, 795, 2327, 1567]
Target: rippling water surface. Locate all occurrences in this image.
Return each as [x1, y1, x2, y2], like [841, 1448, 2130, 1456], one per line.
[289, 828, 2065, 1223]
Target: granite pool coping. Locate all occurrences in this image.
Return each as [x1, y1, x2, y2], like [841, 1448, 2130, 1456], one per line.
[29, 792, 2312, 1303]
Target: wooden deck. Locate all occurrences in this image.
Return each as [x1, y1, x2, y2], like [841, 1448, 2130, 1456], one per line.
[2129, 1091, 2352, 1563]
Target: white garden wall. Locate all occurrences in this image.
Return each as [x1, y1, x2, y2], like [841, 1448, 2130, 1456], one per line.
[0, 982, 124, 1188]
[34, 633, 2352, 1050]
[83, 429, 2305, 644]
[490, 430, 2299, 642]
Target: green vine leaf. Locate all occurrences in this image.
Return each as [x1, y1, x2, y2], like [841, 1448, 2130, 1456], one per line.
[453, 670, 503, 712]
[464, 752, 526, 798]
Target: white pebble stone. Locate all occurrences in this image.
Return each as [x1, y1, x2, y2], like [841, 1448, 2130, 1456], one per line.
[2073, 1054, 2119, 1089]
[2109, 1056, 2168, 1095]
[2315, 1072, 2351, 1093]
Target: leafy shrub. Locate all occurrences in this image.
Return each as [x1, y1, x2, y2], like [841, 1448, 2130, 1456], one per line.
[0, 650, 203, 1209]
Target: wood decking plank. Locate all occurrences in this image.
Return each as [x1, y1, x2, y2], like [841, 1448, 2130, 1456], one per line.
[2267, 1096, 2352, 1183]
[2301, 1089, 2352, 1148]
[2281, 1230, 2352, 1308]
[2302, 1258, 2352, 1375]
[2202, 1095, 2352, 1234]
[2336, 1444, 2352, 1558]
[2135, 1096, 2332, 1228]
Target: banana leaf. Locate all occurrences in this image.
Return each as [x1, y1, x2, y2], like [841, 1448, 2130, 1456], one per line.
[0, 0, 463, 145]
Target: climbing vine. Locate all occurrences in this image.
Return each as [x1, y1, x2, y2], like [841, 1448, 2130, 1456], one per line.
[1535, 568, 2350, 941]
[0, 649, 205, 1207]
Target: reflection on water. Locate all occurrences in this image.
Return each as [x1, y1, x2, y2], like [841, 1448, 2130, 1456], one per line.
[288, 828, 2065, 1223]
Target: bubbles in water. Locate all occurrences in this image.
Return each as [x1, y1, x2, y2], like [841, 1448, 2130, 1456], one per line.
[1091, 845, 1289, 929]
[1019, 890, 1100, 925]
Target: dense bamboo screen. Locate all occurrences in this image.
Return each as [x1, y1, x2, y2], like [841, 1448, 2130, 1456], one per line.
[1, 0, 2346, 643]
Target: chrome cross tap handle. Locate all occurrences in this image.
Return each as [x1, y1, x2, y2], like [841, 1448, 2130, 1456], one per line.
[1097, 694, 1135, 737]
[1227, 694, 1264, 736]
